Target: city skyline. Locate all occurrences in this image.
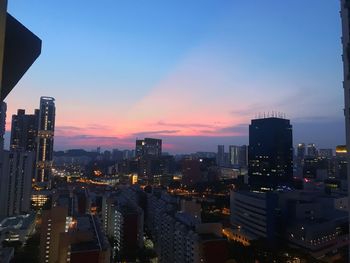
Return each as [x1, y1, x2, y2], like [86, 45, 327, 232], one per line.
[4, 1, 345, 153]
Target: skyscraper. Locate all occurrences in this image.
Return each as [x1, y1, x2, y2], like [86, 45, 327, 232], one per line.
[36, 96, 55, 187]
[248, 117, 293, 189]
[10, 109, 39, 152]
[217, 145, 225, 167]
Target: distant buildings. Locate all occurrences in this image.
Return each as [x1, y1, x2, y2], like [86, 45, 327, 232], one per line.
[229, 145, 248, 168]
[248, 117, 293, 189]
[36, 96, 55, 187]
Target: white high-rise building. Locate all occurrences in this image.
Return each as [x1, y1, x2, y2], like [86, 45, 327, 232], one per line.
[35, 96, 55, 188]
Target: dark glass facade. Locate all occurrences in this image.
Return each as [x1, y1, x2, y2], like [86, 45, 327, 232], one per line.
[248, 117, 293, 189]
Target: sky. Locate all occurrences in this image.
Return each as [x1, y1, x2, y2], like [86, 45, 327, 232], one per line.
[5, 0, 345, 153]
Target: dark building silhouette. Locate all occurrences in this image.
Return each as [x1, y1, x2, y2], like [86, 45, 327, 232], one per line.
[217, 145, 225, 167]
[135, 138, 162, 181]
[10, 109, 39, 151]
[182, 159, 201, 186]
[135, 138, 162, 158]
[248, 117, 293, 189]
[1, 13, 41, 100]
[36, 96, 55, 187]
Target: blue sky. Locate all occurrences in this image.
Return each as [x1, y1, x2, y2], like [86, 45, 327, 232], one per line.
[5, 0, 345, 153]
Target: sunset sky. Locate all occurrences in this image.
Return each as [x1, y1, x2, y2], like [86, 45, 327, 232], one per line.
[5, 0, 345, 153]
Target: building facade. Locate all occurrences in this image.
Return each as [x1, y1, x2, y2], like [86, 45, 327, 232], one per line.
[36, 96, 55, 187]
[248, 117, 293, 189]
[0, 150, 35, 217]
[10, 109, 39, 152]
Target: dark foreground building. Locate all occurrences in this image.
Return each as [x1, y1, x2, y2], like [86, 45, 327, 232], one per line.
[248, 117, 293, 189]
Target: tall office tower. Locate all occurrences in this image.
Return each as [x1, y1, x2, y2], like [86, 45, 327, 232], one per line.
[135, 138, 162, 158]
[0, 101, 6, 150]
[36, 97, 55, 186]
[10, 109, 39, 151]
[307, 143, 317, 157]
[217, 145, 225, 166]
[0, 150, 35, 217]
[248, 117, 293, 189]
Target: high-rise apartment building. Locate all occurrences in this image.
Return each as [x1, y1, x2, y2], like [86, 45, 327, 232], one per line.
[217, 145, 225, 167]
[10, 109, 39, 151]
[36, 96, 55, 187]
[0, 149, 35, 217]
[248, 117, 293, 189]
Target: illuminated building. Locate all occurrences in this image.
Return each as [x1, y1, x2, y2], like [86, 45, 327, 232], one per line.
[131, 174, 138, 184]
[230, 190, 278, 241]
[40, 201, 110, 263]
[248, 117, 293, 189]
[40, 206, 68, 263]
[36, 96, 55, 188]
[10, 109, 39, 152]
[335, 145, 347, 180]
[0, 150, 35, 217]
[135, 138, 162, 158]
[335, 145, 347, 155]
[102, 191, 144, 261]
[0, 213, 36, 243]
[145, 189, 229, 263]
[31, 192, 50, 208]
